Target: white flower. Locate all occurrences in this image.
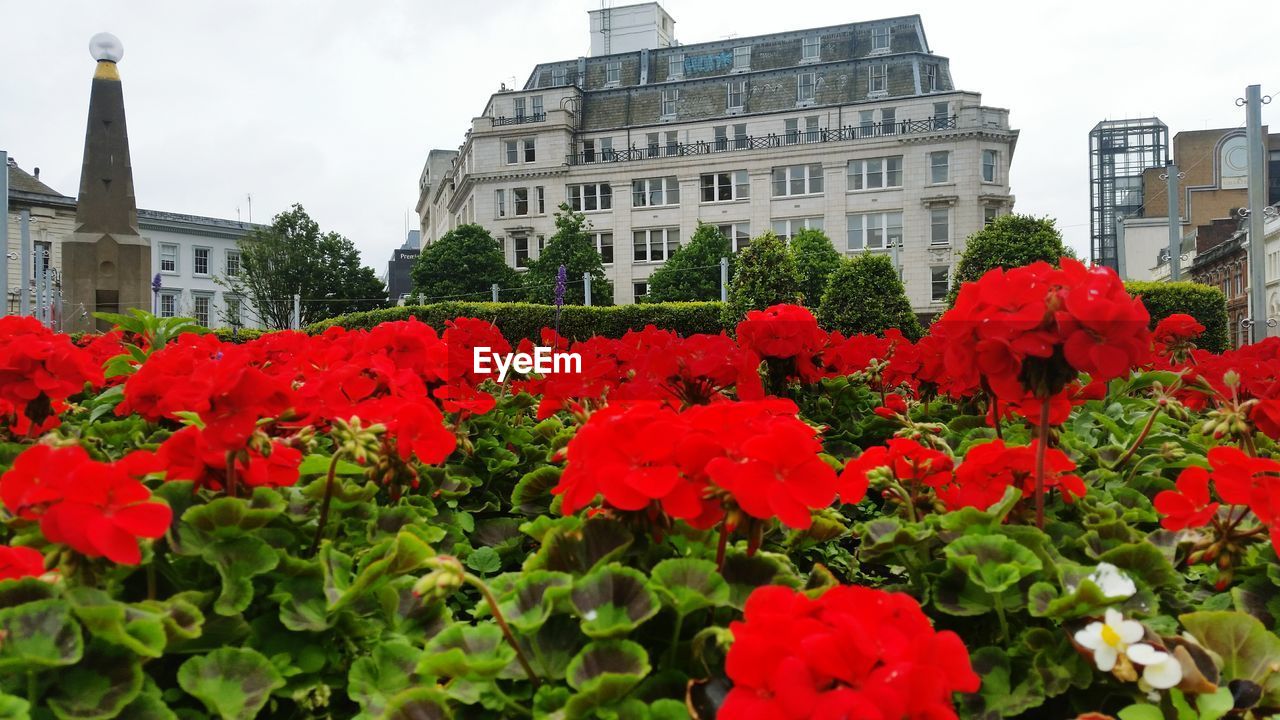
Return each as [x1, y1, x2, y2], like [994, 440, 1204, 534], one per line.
[1075, 563, 1137, 600]
[1074, 608, 1145, 671]
[1127, 643, 1184, 690]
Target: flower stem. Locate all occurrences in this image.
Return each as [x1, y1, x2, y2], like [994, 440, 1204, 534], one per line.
[225, 451, 238, 499]
[1034, 400, 1050, 529]
[993, 592, 1010, 642]
[1112, 406, 1162, 469]
[309, 452, 342, 555]
[715, 522, 730, 571]
[989, 392, 1003, 440]
[666, 612, 685, 667]
[464, 572, 540, 687]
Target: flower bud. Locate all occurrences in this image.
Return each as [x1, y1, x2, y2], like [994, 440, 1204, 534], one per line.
[411, 556, 465, 601]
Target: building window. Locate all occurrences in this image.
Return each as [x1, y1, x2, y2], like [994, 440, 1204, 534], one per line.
[551, 68, 567, 86]
[606, 61, 621, 85]
[772, 164, 824, 197]
[225, 296, 243, 328]
[848, 156, 903, 190]
[881, 108, 897, 135]
[647, 132, 660, 158]
[982, 150, 998, 183]
[513, 97, 526, 119]
[716, 222, 752, 251]
[536, 186, 545, 214]
[633, 227, 680, 262]
[984, 206, 999, 226]
[514, 187, 529, 216]
[193, 294, 211, 327]
[632, 176, 680, 207]
[869, 64, 887, 94]
[225, 249, 241, 277]
[506, 140, 518, 165]
[524, 139, 536, 162]
[785, 118, 799, 145]
[661, 88, 678, 117]
[634, 281, 649, 299]
[871, 26, 891, 52]
[668, 53, 684, 79]
[733, 45, 751, 72]
[802, 36, 821, 62]
[600, 137, 614, 161]
[805, 116, 819, 142]
[930, 151, 950, 183]
[514, 236, 530, 267]
[568, 183, 612, 212]
[924, 63, 939, 91]
[714, 126, 729, 152]
[193, 247, 210, 276]
[733, 123, 748, 149]
[665, 131, 678, 156]
[930, 208, 950, 245]
[931, 266, 949, 302]
[594, 232, 614, 264]
[159, 291, 178, 318]
[532, 95, 543, 116]
[160, 243, 177, 273]
[846, 211, 903, 250]
[496, 189, 506, 218]
[933, 102, 949, 129]
[771, 217, 824, 241]
[700, 171, 750, 202]
[582, 139, 596, 163]
[797, 72, 816, 104]
[727, 79, 745, 111]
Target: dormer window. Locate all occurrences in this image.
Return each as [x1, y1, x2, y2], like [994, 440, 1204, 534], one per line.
[606, 61, 621, 85]
[733, 46, 751, 72]
[871, 26, 891, 53]
[802, 36, 820, 62]
[868, 64, 887, 96]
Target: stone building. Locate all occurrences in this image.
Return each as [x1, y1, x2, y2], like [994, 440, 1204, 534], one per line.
[417, 5, 1018, 314]
[385, 230, 421, 303]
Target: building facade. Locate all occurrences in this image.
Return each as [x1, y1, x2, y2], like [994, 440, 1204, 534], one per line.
[4, 158, 264, 328]
[417, 9, 1018, 313]
[1088, 118, 1169, 272]
[386, 230, 421, 302]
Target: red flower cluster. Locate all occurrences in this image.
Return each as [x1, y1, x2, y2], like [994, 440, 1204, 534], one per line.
[935, 259, 1151, 406]
[0, 545, 45, 581]
[736, 304, 827, 382]
[553, 399, 836, 530]
[1152, 313, 1205, 364]
[0, 445, 171, 565]
[1155, 446, 1280, 530]
[0, 316, 104, 435]
[722, 584, 979, 719]
[941, 440, 1085, 512]
[156, 426, 301, 491]
[838, 438, 952, 503]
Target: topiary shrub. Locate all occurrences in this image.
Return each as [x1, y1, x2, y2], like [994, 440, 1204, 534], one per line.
[947, 215, 1069, 305]
[788, 228, 843, 309]
[722, 232, 801, 325]
[410, 223, 521, 303]
[523, 205, 613, 306]
[1126, 281, 1230, 353]
[818, 253, 923, 340]
[646, 223, 734, 303]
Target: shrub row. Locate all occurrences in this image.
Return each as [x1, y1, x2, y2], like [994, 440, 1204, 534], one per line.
[307, 301, 727, 340]
[1126, 281, 1230, 353]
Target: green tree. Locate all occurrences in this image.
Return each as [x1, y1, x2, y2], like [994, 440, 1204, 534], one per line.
[227, 204, 386, 329]
[818, 253, 923, 339]
[788, 228, 843, 309]
[523, 204, 612, 305]
[947, 214, 1070, 305]
[645, 222, 734, 303]
[723, 231, 801, 324]
[409, 224, 520, 303]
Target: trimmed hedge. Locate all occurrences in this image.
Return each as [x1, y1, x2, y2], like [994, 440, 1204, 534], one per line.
[307, 301, 727, 340]
[1126, 281, 1230, 353]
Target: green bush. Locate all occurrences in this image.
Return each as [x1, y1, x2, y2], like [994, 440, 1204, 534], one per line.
[722, 232, 801, 325]
[1126, 280, 1230, 353]
[308, 300, 726, 340]
[646, 223, 733, 303]
[789, 228, 843, 309]
[947, 214, 1069, 305]
[818, 253, 923, 340]
[410, 223, 521, 302]
[523, 205, 613, 306]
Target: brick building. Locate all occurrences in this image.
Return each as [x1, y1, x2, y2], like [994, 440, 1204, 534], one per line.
[416, 4, 1018, 314]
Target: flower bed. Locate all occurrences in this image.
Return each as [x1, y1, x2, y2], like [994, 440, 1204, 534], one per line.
[1, 259, 1278, 720]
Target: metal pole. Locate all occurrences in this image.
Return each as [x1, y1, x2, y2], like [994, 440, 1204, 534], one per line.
[583, 272, 592, 307]
[1166, 161, 1181, 281]
[1245, 85, 1268, 344]
[18, 209, 30, 316]
[1115, 216, 1128, 279]
[720, 256, 729, 302]
[35, 267, 46, 326]
[54, 288, 62, 331]
[491, 283, 499, 302]
[292, 293, 300, 330]
[417, 293, 424, 306]
[1, 150, 8, 317]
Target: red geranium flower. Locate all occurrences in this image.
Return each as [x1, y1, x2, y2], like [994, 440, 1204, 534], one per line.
[938, 440, 1085, 512]
[838, 438, 953, 505]
[1153, 467, 1219, 531]
[0, 545, 46, 580]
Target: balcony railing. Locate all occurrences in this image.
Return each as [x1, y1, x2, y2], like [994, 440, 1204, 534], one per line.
[492, 112, 547, 127]
[567, 115, 958, 166]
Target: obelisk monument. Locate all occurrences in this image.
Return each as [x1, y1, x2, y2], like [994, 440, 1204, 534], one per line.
[61, 33, 150, 332]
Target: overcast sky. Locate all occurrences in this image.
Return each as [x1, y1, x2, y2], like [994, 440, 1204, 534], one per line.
[1, 0, 1275, 271]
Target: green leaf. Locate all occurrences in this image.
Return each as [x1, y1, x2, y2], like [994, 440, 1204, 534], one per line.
[298, 453, 366, 477]
[0, 578, 56, 609]
[511, 466, 561, 516]
[720, 551, 803, 610]
[497, 570, 574, 634]
[526, 517, 633, 574]
[418, 622, 515, 680]
[564, 640, 651, 717]
[66, 587, 167, 658]
[203, 535, 280, 616]
[944, 533, 1043, 594]
[1196, 687, 1235, 720]
[116, 690, 179, 720]
[331, 528, 436, 612]
[1117, 704, 1165, 720]
[270, 572, 331, 632]
[348, 641, 424, 717]
[650, 559, 729, 617]
[965, 646, 1046, 717]
[178, 488, 286, 541]
[570, 564, 660, 639]
[177, 647, 286, 720]
[465, 546, 502, 575]
[382, 687, 453, 720]
[1098, 541, 1181, 590]
[0, 694, 30, 720]
[0, 599, 83, 672]
[1180, 611, 1280, 704]
[46, 642, 143, 720]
